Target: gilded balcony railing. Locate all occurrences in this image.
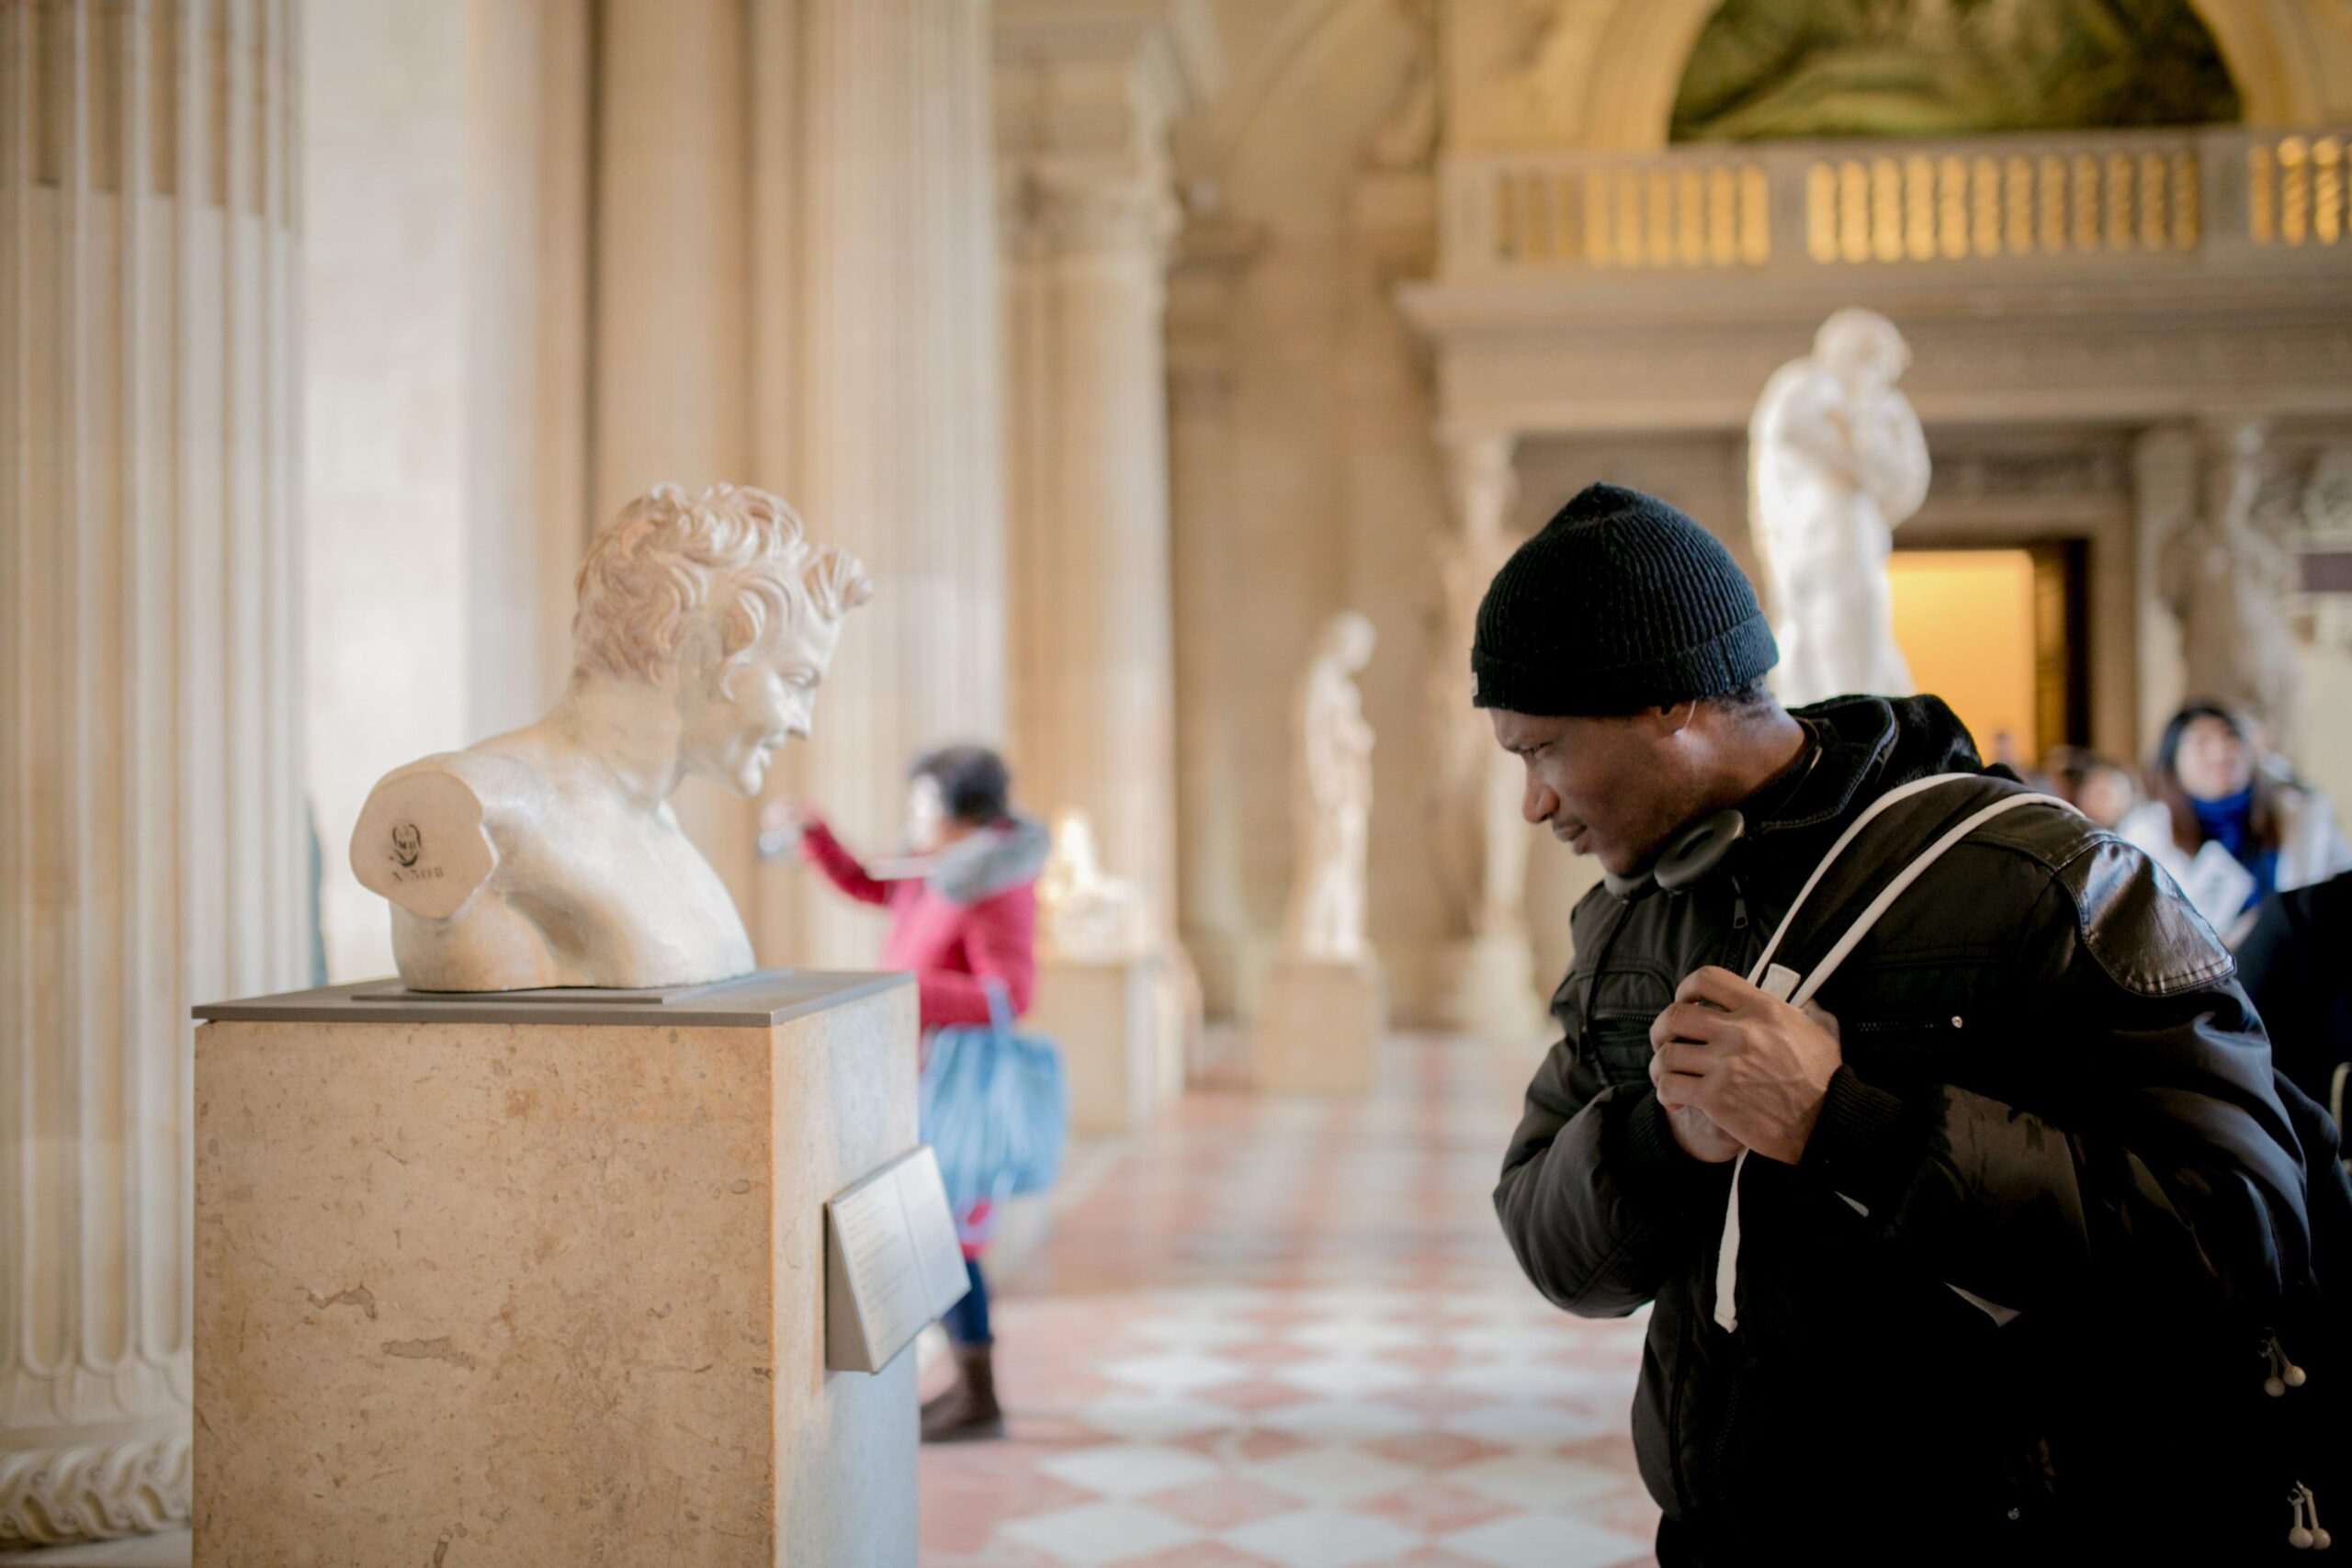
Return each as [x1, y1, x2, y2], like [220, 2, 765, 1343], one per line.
[2249, 132, 2349, 247]
[1440, 126, 2350, 282]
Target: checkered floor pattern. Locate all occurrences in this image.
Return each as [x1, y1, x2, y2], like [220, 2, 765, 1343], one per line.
[918, 1032, 1660, 1568]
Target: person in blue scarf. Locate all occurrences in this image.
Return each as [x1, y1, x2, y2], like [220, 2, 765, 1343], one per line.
[2120, 701, 2352, 944]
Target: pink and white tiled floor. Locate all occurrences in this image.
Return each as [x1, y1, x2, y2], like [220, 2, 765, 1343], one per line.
[917, 1032, 1661, 1568]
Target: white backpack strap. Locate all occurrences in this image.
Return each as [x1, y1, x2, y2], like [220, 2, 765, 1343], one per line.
[1786, 792, 2075, 1008]
[1713, 1147, 1751, 1333]
[1744, 773, 1983, 989]
[1713, 779, 2078, 1335]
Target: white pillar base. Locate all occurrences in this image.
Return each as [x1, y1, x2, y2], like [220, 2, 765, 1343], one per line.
[1031, 954, 1187, 1134]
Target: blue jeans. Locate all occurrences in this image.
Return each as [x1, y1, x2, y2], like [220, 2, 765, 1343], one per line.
[941, 1258, 990, 1347]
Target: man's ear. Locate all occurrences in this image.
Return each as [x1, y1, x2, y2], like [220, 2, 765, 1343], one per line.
[1632, 701, 1695, 738]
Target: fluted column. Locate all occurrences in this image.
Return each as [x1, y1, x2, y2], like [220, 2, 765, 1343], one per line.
[782, 0, 1011, 968]
[1002, 169, 1200, 1094]
[1167, 213, 1260, 1015]
[1, 0, 306, 1543]
[1429, 431, 1546, 1038]
[1003, 177, 1178, 937]
[998, 3, 1210, 946]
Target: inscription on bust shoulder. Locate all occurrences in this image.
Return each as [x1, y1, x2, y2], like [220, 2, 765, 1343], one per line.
[383, 819, 449, 883]
[352, 773, 497, 922]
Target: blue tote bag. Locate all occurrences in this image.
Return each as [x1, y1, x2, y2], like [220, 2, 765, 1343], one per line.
[918, 982, 1069, 1237]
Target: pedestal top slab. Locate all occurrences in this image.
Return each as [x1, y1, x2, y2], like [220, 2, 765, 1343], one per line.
[192, 966, 910, 1028]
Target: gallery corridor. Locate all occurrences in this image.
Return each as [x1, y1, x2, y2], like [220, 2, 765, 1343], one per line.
[918, 1036, 1659, 1568]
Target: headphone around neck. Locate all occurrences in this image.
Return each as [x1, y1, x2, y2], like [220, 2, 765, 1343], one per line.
[1601, 808, 1748, 901]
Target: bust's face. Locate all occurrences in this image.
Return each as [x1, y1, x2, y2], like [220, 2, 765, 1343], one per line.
[676, 611, 846, 797]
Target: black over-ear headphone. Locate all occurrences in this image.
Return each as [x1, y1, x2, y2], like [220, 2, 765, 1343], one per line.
[1600, 808, 1748, 901]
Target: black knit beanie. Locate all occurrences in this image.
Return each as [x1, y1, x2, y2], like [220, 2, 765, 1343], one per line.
[1472, 482, 1778, 716]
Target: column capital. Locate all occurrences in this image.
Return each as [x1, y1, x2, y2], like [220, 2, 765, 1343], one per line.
[1002, 165, 1182, 263]
[995, 0, 1221, 260]
[995, 0, 1223, 140]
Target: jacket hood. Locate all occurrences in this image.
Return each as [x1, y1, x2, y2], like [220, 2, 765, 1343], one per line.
[1758, 694, 1987, 841]
[929, 814, 1050, 906]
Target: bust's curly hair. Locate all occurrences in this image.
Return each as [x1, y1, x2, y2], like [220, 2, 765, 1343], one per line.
[571, 483, 873, 694]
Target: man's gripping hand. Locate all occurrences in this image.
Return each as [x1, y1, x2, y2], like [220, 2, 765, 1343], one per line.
[1649, 966, 1843, 1166]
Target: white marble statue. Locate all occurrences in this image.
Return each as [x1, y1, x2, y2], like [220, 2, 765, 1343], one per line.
[1749, 308, 1931, 706]
[2160, 420, 2301, 748]
[1036, 810, 1145, 962]
[1282, 612, 1376, 964]
[351, 482, 873, 990]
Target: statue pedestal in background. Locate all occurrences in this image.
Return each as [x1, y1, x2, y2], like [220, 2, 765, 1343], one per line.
[193, 973, 920, 1568]
[1033, 812, 1189, 1132]
[1030, 955, 1186, 1133]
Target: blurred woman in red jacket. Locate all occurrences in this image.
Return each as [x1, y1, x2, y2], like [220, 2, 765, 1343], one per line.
[791, 744, 1046, 1441]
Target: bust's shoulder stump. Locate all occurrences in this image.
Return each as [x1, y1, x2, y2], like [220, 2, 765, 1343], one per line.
[349, 753, 521, 920]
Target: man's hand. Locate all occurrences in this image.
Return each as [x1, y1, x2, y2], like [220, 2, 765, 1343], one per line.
[1662, 1100, 1745, 1165]
[756, 799, 817, 859]
[1649, 967, 1843, 1165]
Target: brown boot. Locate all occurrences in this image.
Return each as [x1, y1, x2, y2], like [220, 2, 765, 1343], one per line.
[920, 1342, 1005, 1443]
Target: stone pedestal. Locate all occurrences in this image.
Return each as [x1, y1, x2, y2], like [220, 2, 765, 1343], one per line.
[192, 972, 920, 1567]
[1252, 961, 1385, 1096]
[1031, 957, 1183, 1134]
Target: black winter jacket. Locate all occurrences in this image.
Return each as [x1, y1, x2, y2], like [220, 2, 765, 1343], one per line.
[1495, 696, 2316, 1565]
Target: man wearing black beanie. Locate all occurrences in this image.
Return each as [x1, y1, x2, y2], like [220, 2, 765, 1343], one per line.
[1483, 483, 2319, 1564]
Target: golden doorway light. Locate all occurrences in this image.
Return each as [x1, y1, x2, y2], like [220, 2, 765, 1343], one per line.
[1886, 547, 2086, 767]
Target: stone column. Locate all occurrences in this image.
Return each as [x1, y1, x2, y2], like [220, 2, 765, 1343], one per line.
[1429, 432, 1547, 1038]
[1167, 213, 1261, 1017]
[997, 0, 1215, 949]
[780, 0, 1012, 970]
[1, 0, 307, 1543]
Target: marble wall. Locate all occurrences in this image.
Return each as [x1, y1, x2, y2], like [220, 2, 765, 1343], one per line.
[303, 0, 587, 982]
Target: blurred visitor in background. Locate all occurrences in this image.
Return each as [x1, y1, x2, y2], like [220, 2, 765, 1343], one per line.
[2237, 867, 2352, 1136]
[2120, 701, 2352, 945]
[2041, 745, 2140, 831]
[2074, 757, 2141, 830]
[786, 744, 1050, 1443]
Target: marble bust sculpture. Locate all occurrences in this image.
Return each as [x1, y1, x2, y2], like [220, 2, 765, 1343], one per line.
[1749, 307, 1931, 706]
[1282, 612, 1376, 964]
[351, 483, 873, 990]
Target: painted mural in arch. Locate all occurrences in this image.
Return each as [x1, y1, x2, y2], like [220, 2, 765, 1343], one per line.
[1669, 0, 2243, 142]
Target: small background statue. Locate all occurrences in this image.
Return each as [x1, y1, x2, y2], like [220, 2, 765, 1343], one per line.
[1283, 612, 1377, 964]
[2160, 419, 2302, 751]
[1036, 810, 1146, 963]
[351, 483, 870, 990]
[1749, 307, 1932, 707]
[1420, 444, 1533, 968]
